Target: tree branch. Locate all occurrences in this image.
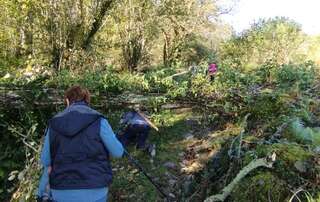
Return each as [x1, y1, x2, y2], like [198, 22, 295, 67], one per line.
[204, 154, 276, 202]
[82, 0, 114, 50]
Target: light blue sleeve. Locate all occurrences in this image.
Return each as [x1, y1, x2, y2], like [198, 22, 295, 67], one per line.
[37, 167, 50, 197]
[40, 130, 51, 166]
[37, 129, 51, 197]
[100, 119, 124, 158]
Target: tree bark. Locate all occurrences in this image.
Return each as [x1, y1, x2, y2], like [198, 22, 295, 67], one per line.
[82, 0, 114, 50]
[162, 30, 170, 66]
[47, 0, 65, 71]
[25, 10, 34, 55]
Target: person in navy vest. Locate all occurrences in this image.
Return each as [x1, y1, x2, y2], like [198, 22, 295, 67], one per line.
[37, 85, 124, 202]
[117, 108, 155, 156]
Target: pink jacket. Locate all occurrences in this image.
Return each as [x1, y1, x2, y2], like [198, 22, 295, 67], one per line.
[208, 64, 217, 75]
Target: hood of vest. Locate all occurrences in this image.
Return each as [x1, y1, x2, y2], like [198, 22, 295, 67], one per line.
[49, 102, 102, 137]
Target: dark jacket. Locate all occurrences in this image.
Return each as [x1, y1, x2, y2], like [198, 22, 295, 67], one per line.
[120, 111, 148, 126]
[48, 101, 112, 189]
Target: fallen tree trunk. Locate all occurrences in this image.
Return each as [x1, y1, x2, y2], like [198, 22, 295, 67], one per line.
[204, 153, 276, 202]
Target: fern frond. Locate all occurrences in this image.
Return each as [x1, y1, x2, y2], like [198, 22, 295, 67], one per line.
[311, 131, 320, 146]
[289, 119, 313, 144]
[290, 119, 305, 134]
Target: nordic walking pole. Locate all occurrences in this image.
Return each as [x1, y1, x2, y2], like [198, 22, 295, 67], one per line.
[123, 150, 171, 200]
[136, 111, 159, 132]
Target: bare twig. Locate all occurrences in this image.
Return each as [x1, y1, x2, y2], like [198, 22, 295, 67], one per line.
[9, 126, 39, 153]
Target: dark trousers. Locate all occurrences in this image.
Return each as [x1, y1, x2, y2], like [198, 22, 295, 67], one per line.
[210, 75, 215, 81]
[119, 124, 150, 149]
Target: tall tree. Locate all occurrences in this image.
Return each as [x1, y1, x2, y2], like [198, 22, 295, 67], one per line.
[220, 17, 305, 70]
[155, 0, 221, 66]
[43, 0, 116, 70]
[82, 0, 114, 50]
[110, 0, 157, 71]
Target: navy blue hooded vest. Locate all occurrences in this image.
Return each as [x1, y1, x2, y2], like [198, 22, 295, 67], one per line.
[48, 101, 112, 189]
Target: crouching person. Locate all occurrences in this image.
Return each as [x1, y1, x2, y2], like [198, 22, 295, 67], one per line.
[37, 85, 124, 202]
[118, 108, 156, 156]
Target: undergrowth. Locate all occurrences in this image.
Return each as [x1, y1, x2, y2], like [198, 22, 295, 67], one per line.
[1, 61, 320, 201]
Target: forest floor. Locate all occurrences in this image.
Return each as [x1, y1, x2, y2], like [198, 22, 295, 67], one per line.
[107, 108, 242, 202]
[106, 106, 320, 202]
[2, 82, 320, 201]
[108, 108, 212, 201]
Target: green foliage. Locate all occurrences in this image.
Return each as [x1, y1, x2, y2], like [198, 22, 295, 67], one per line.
[0, 106, 51, 201]
[230, 172, 288, 202]
[256, 143, 312, 163]
[0, 0, 228, 71]
[247, 92, 282, 120]
[288, 119, 320, 146]
[179, 34, 217, 65]
[220, 17, 305, 70]
[215, 66, 256, 88]
[2, 59, 320, 201]
[1, 15, 319, 201]
[144, 68, 177, 93]
[305, 193, 320, 202]
[254, 143, 314, 187]
[189, 74, 215, 98]
[2, 1, 320, 201]
[45, 68, 150, 94]
[273, 62, 316, 90]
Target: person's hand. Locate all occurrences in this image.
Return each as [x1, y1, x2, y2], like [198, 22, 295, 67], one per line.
[36, 196, 53, 202]
[47, 166, 52, 174]
[118, 130, 125, 136]
[36, 196, 48, 202]
[36, 196, 42, 202]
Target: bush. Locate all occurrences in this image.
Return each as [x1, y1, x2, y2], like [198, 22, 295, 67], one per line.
[273, 62, 316, 90]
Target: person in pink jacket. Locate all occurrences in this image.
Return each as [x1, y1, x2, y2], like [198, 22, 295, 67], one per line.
[208, 63, 218, 81]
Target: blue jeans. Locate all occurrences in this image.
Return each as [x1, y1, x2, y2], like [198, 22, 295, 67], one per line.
[119, 124, 150, 149]
[51, 188, 108, 202]
[96, 196, 107, 202]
